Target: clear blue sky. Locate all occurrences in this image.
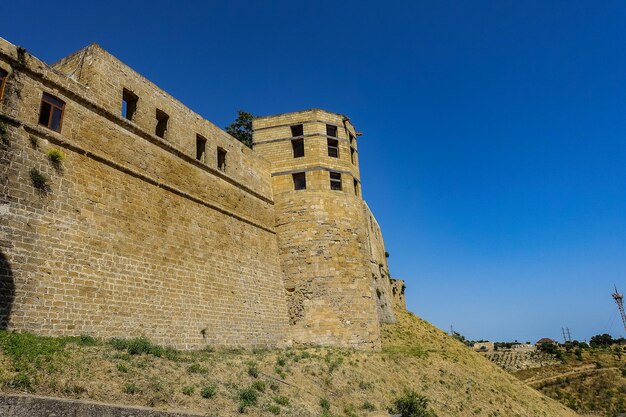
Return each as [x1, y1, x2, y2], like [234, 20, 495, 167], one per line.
[5, 0, 626, 344]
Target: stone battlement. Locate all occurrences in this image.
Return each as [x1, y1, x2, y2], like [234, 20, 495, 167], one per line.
[0, 37, 405, 350]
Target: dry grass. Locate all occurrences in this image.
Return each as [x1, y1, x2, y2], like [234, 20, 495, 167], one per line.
[513, 347, 626, 415]
[0, 309, 580, 417]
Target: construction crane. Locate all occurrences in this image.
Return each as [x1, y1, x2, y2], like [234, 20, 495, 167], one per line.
[612, 285, 626, 334]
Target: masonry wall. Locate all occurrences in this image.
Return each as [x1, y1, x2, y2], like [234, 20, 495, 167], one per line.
[51, 44, 270, 196]
[253, 110, 384, 350]
[0, 39, 290, 349]
[363, 203, 396, 323]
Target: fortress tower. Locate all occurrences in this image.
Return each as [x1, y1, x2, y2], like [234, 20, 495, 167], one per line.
[253, 110, 395, 350]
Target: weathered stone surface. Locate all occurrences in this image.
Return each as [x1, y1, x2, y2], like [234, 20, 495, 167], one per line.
[390, 279, 406, 310]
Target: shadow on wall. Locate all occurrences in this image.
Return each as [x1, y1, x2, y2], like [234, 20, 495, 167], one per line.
[0, 252, 14, 329]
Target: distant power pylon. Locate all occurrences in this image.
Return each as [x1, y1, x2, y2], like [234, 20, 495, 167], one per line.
[612, 285, 626, 334]
[561, 327, 572, 343]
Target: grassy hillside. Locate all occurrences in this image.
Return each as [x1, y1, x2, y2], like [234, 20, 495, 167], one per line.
[513, 347, 626, 416]
[0, 309, 579, 417]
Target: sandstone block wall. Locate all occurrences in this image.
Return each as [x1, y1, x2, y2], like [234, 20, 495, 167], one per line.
[51, 44, 271, 197]
[0, 38, 290, 349]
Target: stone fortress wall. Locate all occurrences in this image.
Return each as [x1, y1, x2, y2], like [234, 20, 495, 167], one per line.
[0, 37, 404, 350]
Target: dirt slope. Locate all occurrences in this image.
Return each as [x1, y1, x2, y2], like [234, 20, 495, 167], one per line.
[0, 308, 579, 417]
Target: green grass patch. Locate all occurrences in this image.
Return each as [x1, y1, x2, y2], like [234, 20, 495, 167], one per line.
[0, 331, 72, 371]
[201, 384, 216, 399]
[238, 387, 258, 412]
[252, 380, 266, 392]
[123, 382, 140, 395]
[6, 372, 32, 390]
[247, 363, 259, 378]
[108, 337, 178, 360]
[274, 396, 289, 405]
[187, 363, 208, 374]
[46, 148, 65, 164]
[361, 400, 376, 411]
[382, 345, 428, 358]
[390, 390, 438, 417]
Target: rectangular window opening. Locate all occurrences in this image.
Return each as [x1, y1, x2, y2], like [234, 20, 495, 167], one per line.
[293, 172, 306, 190]
[155, 109, 169, 139]
[122, 88, 138, 121]
[350, 147, 355, 164]
[38, 92, 65, 132]
[292, 138, 305, 158]
[290, 124, 303, 137]
[217, 147, 227, 171]
[327, 138, 339, 158]
[326, 124, 337, 137]
[354, 179, 359, 196]
[330, 172, 342, 191]
[196, 135, 207, 162]
[0, 69, 8, 102]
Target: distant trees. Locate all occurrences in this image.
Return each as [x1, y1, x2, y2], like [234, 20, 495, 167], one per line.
[537, 342, 563, 360]
[494, 342, 516, 350]
[451, 331, 473, 347]
[570, 340, 589, 349]
[590, 333, 614, 348]
[225, 110, 254, 148]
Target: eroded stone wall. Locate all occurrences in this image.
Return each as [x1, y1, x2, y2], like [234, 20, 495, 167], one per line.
[0, 39, 290, 349]
[390, 279, 406, 310]
[363, 203, 396, 323]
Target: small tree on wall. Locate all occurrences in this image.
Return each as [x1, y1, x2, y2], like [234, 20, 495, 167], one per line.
[225, 110, 254, 148]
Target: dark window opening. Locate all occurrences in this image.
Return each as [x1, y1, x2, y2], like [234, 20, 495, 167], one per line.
[349, 133, 355, 146]
[293, 172, 306, 190]
[38, 92, 65, 132]
[0, 69, 7, 102]
[217, 147, 227, 171]
[196, 135, 207, 162]
[354, 179, 359, 196]
[350, 147, 355, 164]
[330, 171, 342, 191]
[326, 124, 337, 137]
[327, 138, 339, 158]
[122, 88, 138, 121]
[155, 109, 169, 139]
[292, 138, 304, 158]
[290, 124, 303, 137]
